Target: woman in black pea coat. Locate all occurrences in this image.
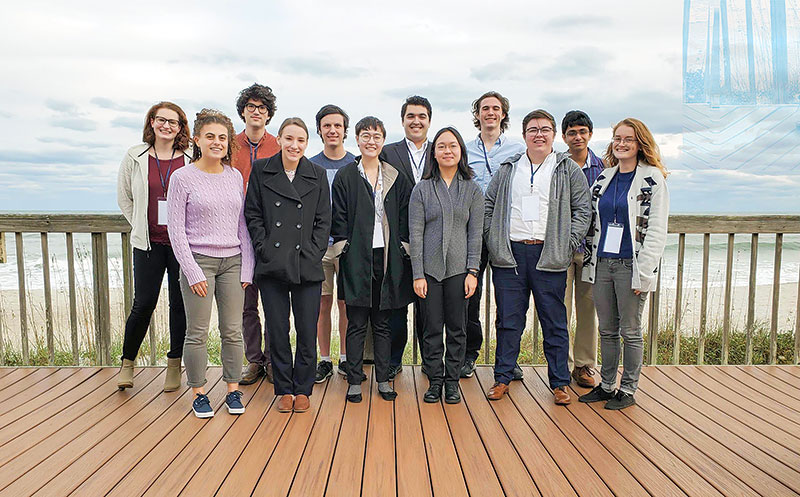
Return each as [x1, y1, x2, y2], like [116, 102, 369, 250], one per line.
[245, 117, 330, 414]
[331, 116, 413, 403]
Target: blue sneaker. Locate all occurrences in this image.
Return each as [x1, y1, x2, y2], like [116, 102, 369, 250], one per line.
[225, 390, 245, 415]
[192, 393, 214, 418]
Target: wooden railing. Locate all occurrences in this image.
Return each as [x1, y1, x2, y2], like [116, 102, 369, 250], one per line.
[1, 213, 799, 366]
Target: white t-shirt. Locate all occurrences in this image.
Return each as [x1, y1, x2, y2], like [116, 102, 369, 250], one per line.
[509, 152, 557, 241]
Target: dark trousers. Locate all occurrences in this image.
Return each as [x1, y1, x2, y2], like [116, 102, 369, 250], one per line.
[492, 242, 570, 388]
[420, 273, 468, 386]
[243, 284, 270, 366]
[258, 278, 321, 396]
[346, 249, 392, 384]
[465, 246, 489, 361]
[388, 300, 424, 367]
[122, 244, 185, 361]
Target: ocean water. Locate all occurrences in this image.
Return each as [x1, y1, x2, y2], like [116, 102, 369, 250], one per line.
[0, 232, 798, 292]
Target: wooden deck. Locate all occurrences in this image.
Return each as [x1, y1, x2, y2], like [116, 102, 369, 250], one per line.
[0, 365, 799, 496]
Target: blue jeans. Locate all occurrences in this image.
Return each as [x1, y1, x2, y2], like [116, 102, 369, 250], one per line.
[492, 242, 570, 388]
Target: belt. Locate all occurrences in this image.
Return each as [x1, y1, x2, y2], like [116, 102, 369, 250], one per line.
[517, 239, 544, 245]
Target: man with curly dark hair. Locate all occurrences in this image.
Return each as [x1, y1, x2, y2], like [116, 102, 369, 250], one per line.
[232, 83, 281, 386]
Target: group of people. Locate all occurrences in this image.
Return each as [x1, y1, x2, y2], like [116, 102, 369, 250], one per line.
[116, 83, 670, 419]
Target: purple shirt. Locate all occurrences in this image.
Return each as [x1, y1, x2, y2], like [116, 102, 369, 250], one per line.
[167, 164, 255, 285]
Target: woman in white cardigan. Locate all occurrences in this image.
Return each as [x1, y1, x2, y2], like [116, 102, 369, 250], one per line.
[116, 102, 192, 392]
[578, 118, 669, 410]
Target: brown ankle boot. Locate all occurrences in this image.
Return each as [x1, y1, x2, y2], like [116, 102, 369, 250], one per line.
[164, 357, 182, 392]
[117, 359, 134, 390]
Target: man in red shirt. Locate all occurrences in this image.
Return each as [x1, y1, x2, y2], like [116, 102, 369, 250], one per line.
[232, 83, 281, 384]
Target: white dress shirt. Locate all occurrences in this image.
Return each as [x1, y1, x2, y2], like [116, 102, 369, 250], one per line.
[509, 151, 557, 241]
[405, 138, 428, 184]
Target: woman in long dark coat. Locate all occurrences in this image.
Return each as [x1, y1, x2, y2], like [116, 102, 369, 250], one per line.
[331, 116, 413, 403]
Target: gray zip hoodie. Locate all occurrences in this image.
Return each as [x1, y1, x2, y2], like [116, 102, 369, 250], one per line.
[483, 151, 591, 271]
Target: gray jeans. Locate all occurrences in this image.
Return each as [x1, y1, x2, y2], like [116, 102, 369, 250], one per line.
[594, 258, 647, 395]
[180, 253, 245, 388]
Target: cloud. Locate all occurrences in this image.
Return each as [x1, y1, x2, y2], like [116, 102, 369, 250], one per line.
[37, 136, 112, 149]
[110, 116, 142, 130]
[90, 97, 145, 113]
[0, 149, 106, 165]
[237, 72, 258, 82]
[45, 98, 78, 113]
[276, 57, 364, 78]
[470, 47, 611, 83]
[545, 14, 613, 29]
[0, 110, 13, 118]
[383, 84, 477, 113]
[52, 117, 97, 132]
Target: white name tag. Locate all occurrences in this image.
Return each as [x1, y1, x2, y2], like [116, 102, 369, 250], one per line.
[521, 193, 539, 222]
[603, 223, 624, 254]
[157, 199, 169, 225]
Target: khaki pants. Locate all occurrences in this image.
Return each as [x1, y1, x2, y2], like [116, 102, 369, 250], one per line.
[565, 251, 598, 370]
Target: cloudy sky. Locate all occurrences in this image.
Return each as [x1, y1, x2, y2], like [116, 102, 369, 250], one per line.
[0, 0, 797, 213]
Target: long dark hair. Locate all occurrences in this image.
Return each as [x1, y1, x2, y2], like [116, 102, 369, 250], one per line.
[423, 127, 474, 181]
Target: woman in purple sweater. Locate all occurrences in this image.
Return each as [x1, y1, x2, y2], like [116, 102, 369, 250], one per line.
[167, 109, 255, 419]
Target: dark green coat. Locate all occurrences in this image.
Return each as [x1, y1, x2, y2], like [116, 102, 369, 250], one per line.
[331, 158, 413, 310]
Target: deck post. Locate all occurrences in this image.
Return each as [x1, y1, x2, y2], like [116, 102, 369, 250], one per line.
[91, 233, 112, 365]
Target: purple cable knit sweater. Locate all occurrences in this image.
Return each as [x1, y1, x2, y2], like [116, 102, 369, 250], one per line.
[167, 164, 255, 286]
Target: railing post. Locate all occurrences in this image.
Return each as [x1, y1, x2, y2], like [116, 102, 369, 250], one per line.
[121, 232, 133, 318]
[746, 234, 758, 365]
[795, 272, 800, 365]
[770, 234, 782, 364]
[15, 232, 29, 365]
[673, 234, 686, 364]
[698, 233, 710, 365]
[40, 233, 55, 364]
[91, 233, 112, 365]
[722, 234, 734, 365]
[0, 232, 6, 263]
[66, 233, 80, 365]
[648, 261, 662, 365]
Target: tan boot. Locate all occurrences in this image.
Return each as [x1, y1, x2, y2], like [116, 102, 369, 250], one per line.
[164, 357, 182, 392]
[117, 359, 135, 390]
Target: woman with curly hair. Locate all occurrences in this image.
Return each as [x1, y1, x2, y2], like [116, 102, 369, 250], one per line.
[116, 101, 191, 392]
[167, 109, 255, 418]
[579, 118, 669, 410]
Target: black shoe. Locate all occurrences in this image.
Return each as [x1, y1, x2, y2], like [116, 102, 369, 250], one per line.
[444, 383, 461, 404]
[460, 358, 476, 378]
[346, 392, 362, 403]
[605, 391, 636, 410]
[315, 361, 333, 383]
[337, 362, 348, 376]
[423, 384, 442, 403]
[512, 363, 524, 381]
[379, 389, 398, 401]
[388, 365, 402, 380]
[579, 385, 615, 403]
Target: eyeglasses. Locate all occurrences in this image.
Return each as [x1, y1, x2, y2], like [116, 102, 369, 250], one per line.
[153, 116, 180, 128]
[565, 129, 590, 137]
[525, 126, 553, 136]
[245, 103, 269, 114]
[612, 136, 637, 145]
[358, 133, 384, 143]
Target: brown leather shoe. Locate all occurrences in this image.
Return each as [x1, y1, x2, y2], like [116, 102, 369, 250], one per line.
[294, 394, 310, 412]
[572, 365, 596, 388]
[554, 386, 571, 405]
[487, 382, 509, 401]
[240, 362, 264, 386]
[276, 395, 293, 413]
[264, 362, 274, 384]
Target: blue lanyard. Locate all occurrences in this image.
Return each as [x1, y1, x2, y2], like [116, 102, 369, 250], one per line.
[406, 142, 427, 177]
[247, 138, 259, 165]
[153, 148, 176, 196]
[479, 139, 492, 176]
[529, 161, 543, 187]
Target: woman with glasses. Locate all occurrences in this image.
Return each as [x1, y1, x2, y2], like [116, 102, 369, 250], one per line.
[245, 117, 331, 414]
[116, 101, 191, 392]
[409, 127, 483, 404]
[331, 116, 413, 403]
[579, 118, 669, 410]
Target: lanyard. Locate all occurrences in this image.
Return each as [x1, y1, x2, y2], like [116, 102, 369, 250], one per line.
[406, 142, 426, 178]
[153, 148, 176, 196]
[529, 161, 543, 188]
[479, 139, 492, 176]
[247, 138, 259, 165]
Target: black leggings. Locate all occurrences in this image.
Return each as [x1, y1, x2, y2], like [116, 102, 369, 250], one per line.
[121, 244, 186, 361]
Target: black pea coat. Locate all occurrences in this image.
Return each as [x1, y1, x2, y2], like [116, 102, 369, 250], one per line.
[245, 153, 331, 285]
[331, 158, 413, 310]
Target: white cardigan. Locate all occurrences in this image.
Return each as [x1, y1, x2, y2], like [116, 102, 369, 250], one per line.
[581, 163, 669, 293]
[116, 143, 192, 251]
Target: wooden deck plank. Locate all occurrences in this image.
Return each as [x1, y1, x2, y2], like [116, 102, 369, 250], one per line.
[250, 381, 329, 497]
[102, 371, 232, 497]
[521, 367, 649, 497]
[412, 367, 469, 497]
[721, 366, 800, 410]
[362, 373, 397, 497]
[0, 368, 17, 379]
[178, 379, 275, 497]
[564, 381, 724, 497]
[460, 371, 539, 497]
[474, 368, 577, 497]
[286, 370, 347, 497]
[777, 365, 800, 379]
[139, 380, 264, 497]
[0, 367, 158, 470]
[694, 366, 800, 427]
[739, 365, 800, 399]
[0, 368, 98, 427]
[0, 367, 79, 416]
[643, 368, 800, 467]
[531, 368, 687, 497]
[214, 383, 293, 497]
[392, 365, 432, 497]
[325, 366, 373, 497]
[665, 367, 800, 450]
[636, 372, 800, 495]
[0, 368, 59, 403]
[0, 367, 164, 494]
[36, 370, 222, 497]
[762, 365, 800, 385]
[0, 368, 37, 391]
